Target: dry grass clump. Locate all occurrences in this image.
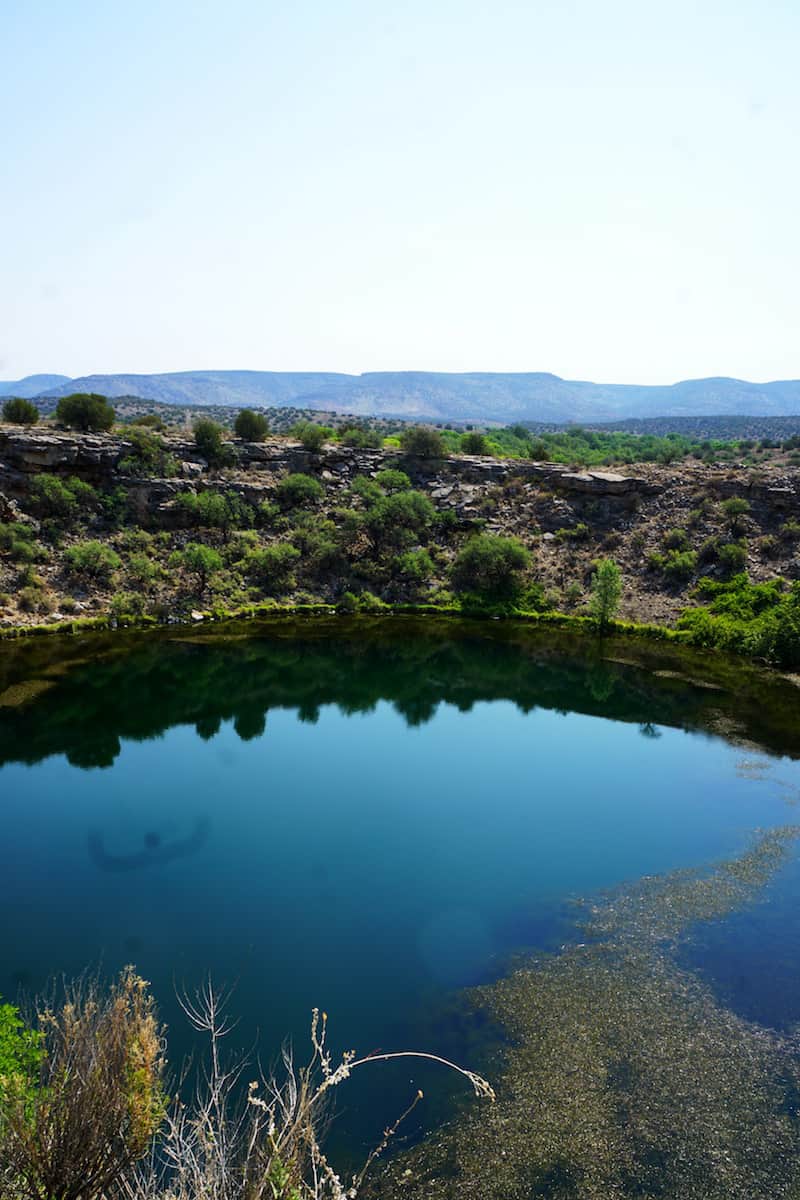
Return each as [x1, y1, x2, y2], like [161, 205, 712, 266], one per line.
[125, 981, 493, 1200]
[0, 967, 165, 1200]
[371, 828, 800, 1200]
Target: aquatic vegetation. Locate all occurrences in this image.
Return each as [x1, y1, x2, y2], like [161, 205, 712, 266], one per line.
[0, 678, 54, 708]
[373, 828, 800, 1199]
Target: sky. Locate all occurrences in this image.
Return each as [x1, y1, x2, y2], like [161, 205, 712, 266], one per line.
[2, 0, 799, 384]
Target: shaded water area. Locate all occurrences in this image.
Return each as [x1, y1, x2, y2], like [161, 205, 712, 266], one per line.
[2, 617, 800, 1196]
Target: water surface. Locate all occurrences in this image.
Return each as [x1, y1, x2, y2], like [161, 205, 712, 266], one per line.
[1, 619, 799, 1162]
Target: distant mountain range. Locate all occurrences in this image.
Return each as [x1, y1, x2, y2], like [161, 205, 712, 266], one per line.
[0, 374, 71, 398]
[3, 370, 800, 424]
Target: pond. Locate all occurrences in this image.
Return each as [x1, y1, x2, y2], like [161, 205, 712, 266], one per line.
[2, 618, 800, 1192]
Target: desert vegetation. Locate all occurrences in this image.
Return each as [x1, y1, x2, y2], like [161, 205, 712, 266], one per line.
[0, 396, 798, 668]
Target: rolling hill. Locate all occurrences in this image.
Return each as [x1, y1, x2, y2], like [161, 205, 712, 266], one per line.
[12, 369, 800, 424]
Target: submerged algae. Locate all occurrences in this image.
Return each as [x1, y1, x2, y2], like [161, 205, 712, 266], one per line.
[373, 829, 800, 1200]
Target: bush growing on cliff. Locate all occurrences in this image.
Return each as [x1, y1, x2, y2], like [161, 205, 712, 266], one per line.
[451, 534, 531, 600]
[193, 418, 233, 468]
[401, 426, 445, 459]
[172, 542, 223, 593]
[245, 542, 300, 595]
[28, 475, 97, 525]
[0, 522, 46, 564]
[678, 574, 800, 668]
[65, 540, 122, 582]
[718, 541, 748, 576]
[177, 490, 254, 534]
[365, 490, 436, 550]
[2, 397, 39, 425]
[375, 468, 411, 493]
[234, 408, 269, 441]
[275, 473, 324, 510]
[55, 393, 115, 432]
[461, 431, 490, 455]
[119, 428, 178, 478]
[721, 496, 752, 536]
[290, 421, 330, 452]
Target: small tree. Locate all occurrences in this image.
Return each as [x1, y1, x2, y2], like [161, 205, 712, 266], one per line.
[721, 497, 751, 536]
[234, 408, 269, 442]
[290, 421, 330, 452]
[64, 540, 122, 582]
[2, 397, 39, 425]
[275, 473, 324, 509]
[194, 419, 233, 468]
[451, 534, 531, 600]
[460, 431, 489, 455]
[55, 393, 115, 432]
[246, 542, 300, 595]
[175, 542, 223, 593]
[590, 557, 622, 628]
[400, 426, 445, 459]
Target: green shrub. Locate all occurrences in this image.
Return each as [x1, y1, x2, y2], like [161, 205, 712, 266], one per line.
[0, 522, 46, 563]
[589, 558, 622, 627]
[375, 468, 411, 493]
[662, 549, 698, 583]
[130, 413, 165, 430]
[394, 548, 435, 582]
[460, 431, 490, 455]
[663, 527, 689, 551]
[451, 533, 531, 599]
[555, 523, 590, 543]
[193, 418, 233, 467]
[338, 421, 381, 449]
[780, 518, 800, 543]
[350, 475, 383, 505]
[177, 490, 253, 533]
[400, 426, 445, 459]
[718, 541, 748, 576]
[17, 585, 44, 613]
[678, 575, 800, 668]
[55, 393, 115, 432]
[64, 540, 122, 581]
[698, 536, 720, 564]
[172, 542, 223, 592]
[365, 490, 436, 549]
[110, 591, 146, 620]
[28, 475, 96, 524]
[2, 397, 39, 425]
[118, 428, 178, 477]
[289, 514, 342, 571]
[275, 474, 324, 509]
[126, 552, 161, 588]
[234, 408, 269, 441]
[245, 542, 300, 595]
[758, 535, 781, 559]
[337, 590, 359, 613]
[720, 496, 751, 535]
[290, 421, 330, 452]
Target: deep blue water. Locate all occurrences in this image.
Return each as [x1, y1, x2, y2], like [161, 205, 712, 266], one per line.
[1, 622, 799, 1152]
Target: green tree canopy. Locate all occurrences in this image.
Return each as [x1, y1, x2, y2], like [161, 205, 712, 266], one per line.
[451, 534, 531, 599]
[400, 426, 445, 459]
[590, 558, 623, 627]
[234, 408, 269, 441]
[55, 393, 115, 432]
[2, 397, 39, 425]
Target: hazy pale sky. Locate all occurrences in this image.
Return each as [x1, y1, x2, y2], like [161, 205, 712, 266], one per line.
[2, 0, 799, 383]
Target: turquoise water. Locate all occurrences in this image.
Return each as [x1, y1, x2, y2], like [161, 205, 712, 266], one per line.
[1, 621, 799, 1154]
